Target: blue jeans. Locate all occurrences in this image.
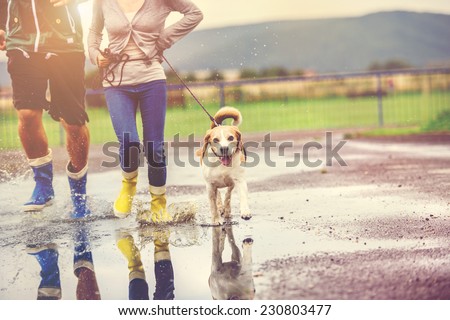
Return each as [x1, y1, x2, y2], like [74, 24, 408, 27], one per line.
[104, 80, 167, 187]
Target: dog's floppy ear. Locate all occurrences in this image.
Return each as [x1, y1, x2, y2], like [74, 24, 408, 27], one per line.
[231, 127, 246, 162]
[240, 142, 247, 162]
[240, 137, 247, 162]
[198, 130, 212, 160]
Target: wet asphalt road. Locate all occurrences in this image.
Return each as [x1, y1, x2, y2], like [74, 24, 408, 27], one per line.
[0, 132, 449, 299]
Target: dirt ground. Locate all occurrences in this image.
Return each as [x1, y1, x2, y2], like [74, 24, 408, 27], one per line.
[252, 132, 450, 299]
[0, 131, 449, 299]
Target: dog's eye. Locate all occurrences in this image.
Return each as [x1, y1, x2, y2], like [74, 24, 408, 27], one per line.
[227, 136, 234, 141]
[213, 138, 219, 143]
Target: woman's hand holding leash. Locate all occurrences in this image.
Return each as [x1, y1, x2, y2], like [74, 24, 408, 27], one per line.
[97, 52, 111, 68]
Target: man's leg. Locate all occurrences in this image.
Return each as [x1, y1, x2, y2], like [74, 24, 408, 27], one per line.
[18, 109, 56, 211]
[48, 52, 90, 218]
[7, 50, 55, 212]
[63, 120, 90, 218]
[61, 120, 90, 173]
[18, 109, 55, 211]
[17, 109, 48, 160]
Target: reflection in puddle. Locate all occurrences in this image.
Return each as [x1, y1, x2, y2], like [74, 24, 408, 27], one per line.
[26, 244, 62, 300]
[26, 221, 101, 300]
[209, 225, 255, 300]
[3, 184, 448, 300]
[116, 229, 174, 300]
[13, 212, 259, 300]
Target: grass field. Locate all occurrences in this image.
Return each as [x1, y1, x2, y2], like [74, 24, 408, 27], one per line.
[1, 91, 449, 149]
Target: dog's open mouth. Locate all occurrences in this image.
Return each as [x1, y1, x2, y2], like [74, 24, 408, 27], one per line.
[220, 155, 232, 166]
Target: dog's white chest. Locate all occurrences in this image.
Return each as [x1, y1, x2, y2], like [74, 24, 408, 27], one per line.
[202, 163, 240, 188]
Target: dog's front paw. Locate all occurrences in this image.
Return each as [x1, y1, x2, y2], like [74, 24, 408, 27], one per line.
[223, 206, 232, 219]
[217, 204, 224, 216]
[210, 217, 223, 227]
[240, 209, 252, 221]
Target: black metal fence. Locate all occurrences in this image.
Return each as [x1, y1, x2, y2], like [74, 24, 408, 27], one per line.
[167, 68, 450, 124]
[1, 68, 449, 149]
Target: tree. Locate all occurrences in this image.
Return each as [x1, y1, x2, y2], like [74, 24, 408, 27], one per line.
[290, 69, 305, 76]
[368, 59, 412, 71]
[239, 68, 258, 79]
[206, 70, 224, 82]
[184, 72, 197, 83]
[260, 66, 289, 78]
[165, 69, 180, 83]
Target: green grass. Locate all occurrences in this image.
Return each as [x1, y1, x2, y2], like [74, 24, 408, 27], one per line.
[170, 91, 450, 135]
[347, 107, 450, 138]
[1, 91, 449, 149]
[423, 110, 450, 132]
[353, 126, 423, 137]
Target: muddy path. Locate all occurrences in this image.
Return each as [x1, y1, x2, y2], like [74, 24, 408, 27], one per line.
[0, 132, 449, 299]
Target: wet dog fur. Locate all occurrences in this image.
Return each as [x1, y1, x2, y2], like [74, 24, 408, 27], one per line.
[196, 107, 251, 225]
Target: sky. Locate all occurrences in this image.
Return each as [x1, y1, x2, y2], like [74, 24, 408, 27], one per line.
[77, 0, 450, 30]
[0, 0, 449, 62]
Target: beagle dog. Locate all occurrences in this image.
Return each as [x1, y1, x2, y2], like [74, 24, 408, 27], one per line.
[197, 107, 251, 225]
[209, 226, 255, 300]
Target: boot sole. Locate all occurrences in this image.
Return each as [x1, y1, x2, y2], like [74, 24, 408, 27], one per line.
[113, 205, 131, 219]
[22, 199, 54, 212]
[113, 194, 134, 219]
[26, 243, 58, 254]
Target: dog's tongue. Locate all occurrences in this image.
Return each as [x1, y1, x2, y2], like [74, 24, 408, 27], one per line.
[220, 155, 232, 166]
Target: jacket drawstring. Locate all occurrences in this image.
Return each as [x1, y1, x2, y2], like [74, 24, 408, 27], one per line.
[13, 47, 30, 58]
[65, 6, 77, 34]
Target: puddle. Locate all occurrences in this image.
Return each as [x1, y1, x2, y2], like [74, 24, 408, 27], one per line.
[1, 142, 449, 299]
[1, 179, 448, 299]
[347, 140, 450, 159]
[427, 168, 450, 174]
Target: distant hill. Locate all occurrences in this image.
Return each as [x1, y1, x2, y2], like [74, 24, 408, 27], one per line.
[164, 10, 450, 73]
[1, 10, 450, 88]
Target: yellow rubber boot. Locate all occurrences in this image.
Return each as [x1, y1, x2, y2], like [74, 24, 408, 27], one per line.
[153, 230, 171, 262]
[114, 171, 138, 218]
[150, 186, 173, 224]
[116, 233, 146, 281]
[136, 186, 173, 224]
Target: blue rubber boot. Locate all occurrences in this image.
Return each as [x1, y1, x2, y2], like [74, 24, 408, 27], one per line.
[153, 231, 174, 300]
[27, 244, 62, 300]
[23, 150, 55, 212]
[73, 224, 94, 276]
[67, 162, 91, 219]
[73, 224, 101, 300]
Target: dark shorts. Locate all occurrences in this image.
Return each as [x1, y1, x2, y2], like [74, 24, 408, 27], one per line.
[7, 50, 89, 126]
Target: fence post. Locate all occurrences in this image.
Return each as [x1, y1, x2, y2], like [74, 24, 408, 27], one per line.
[377, 73, 384, 127]
[219, 83, 225, 107]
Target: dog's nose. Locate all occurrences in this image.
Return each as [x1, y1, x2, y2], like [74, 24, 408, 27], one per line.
[220, 146, 229, 155]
